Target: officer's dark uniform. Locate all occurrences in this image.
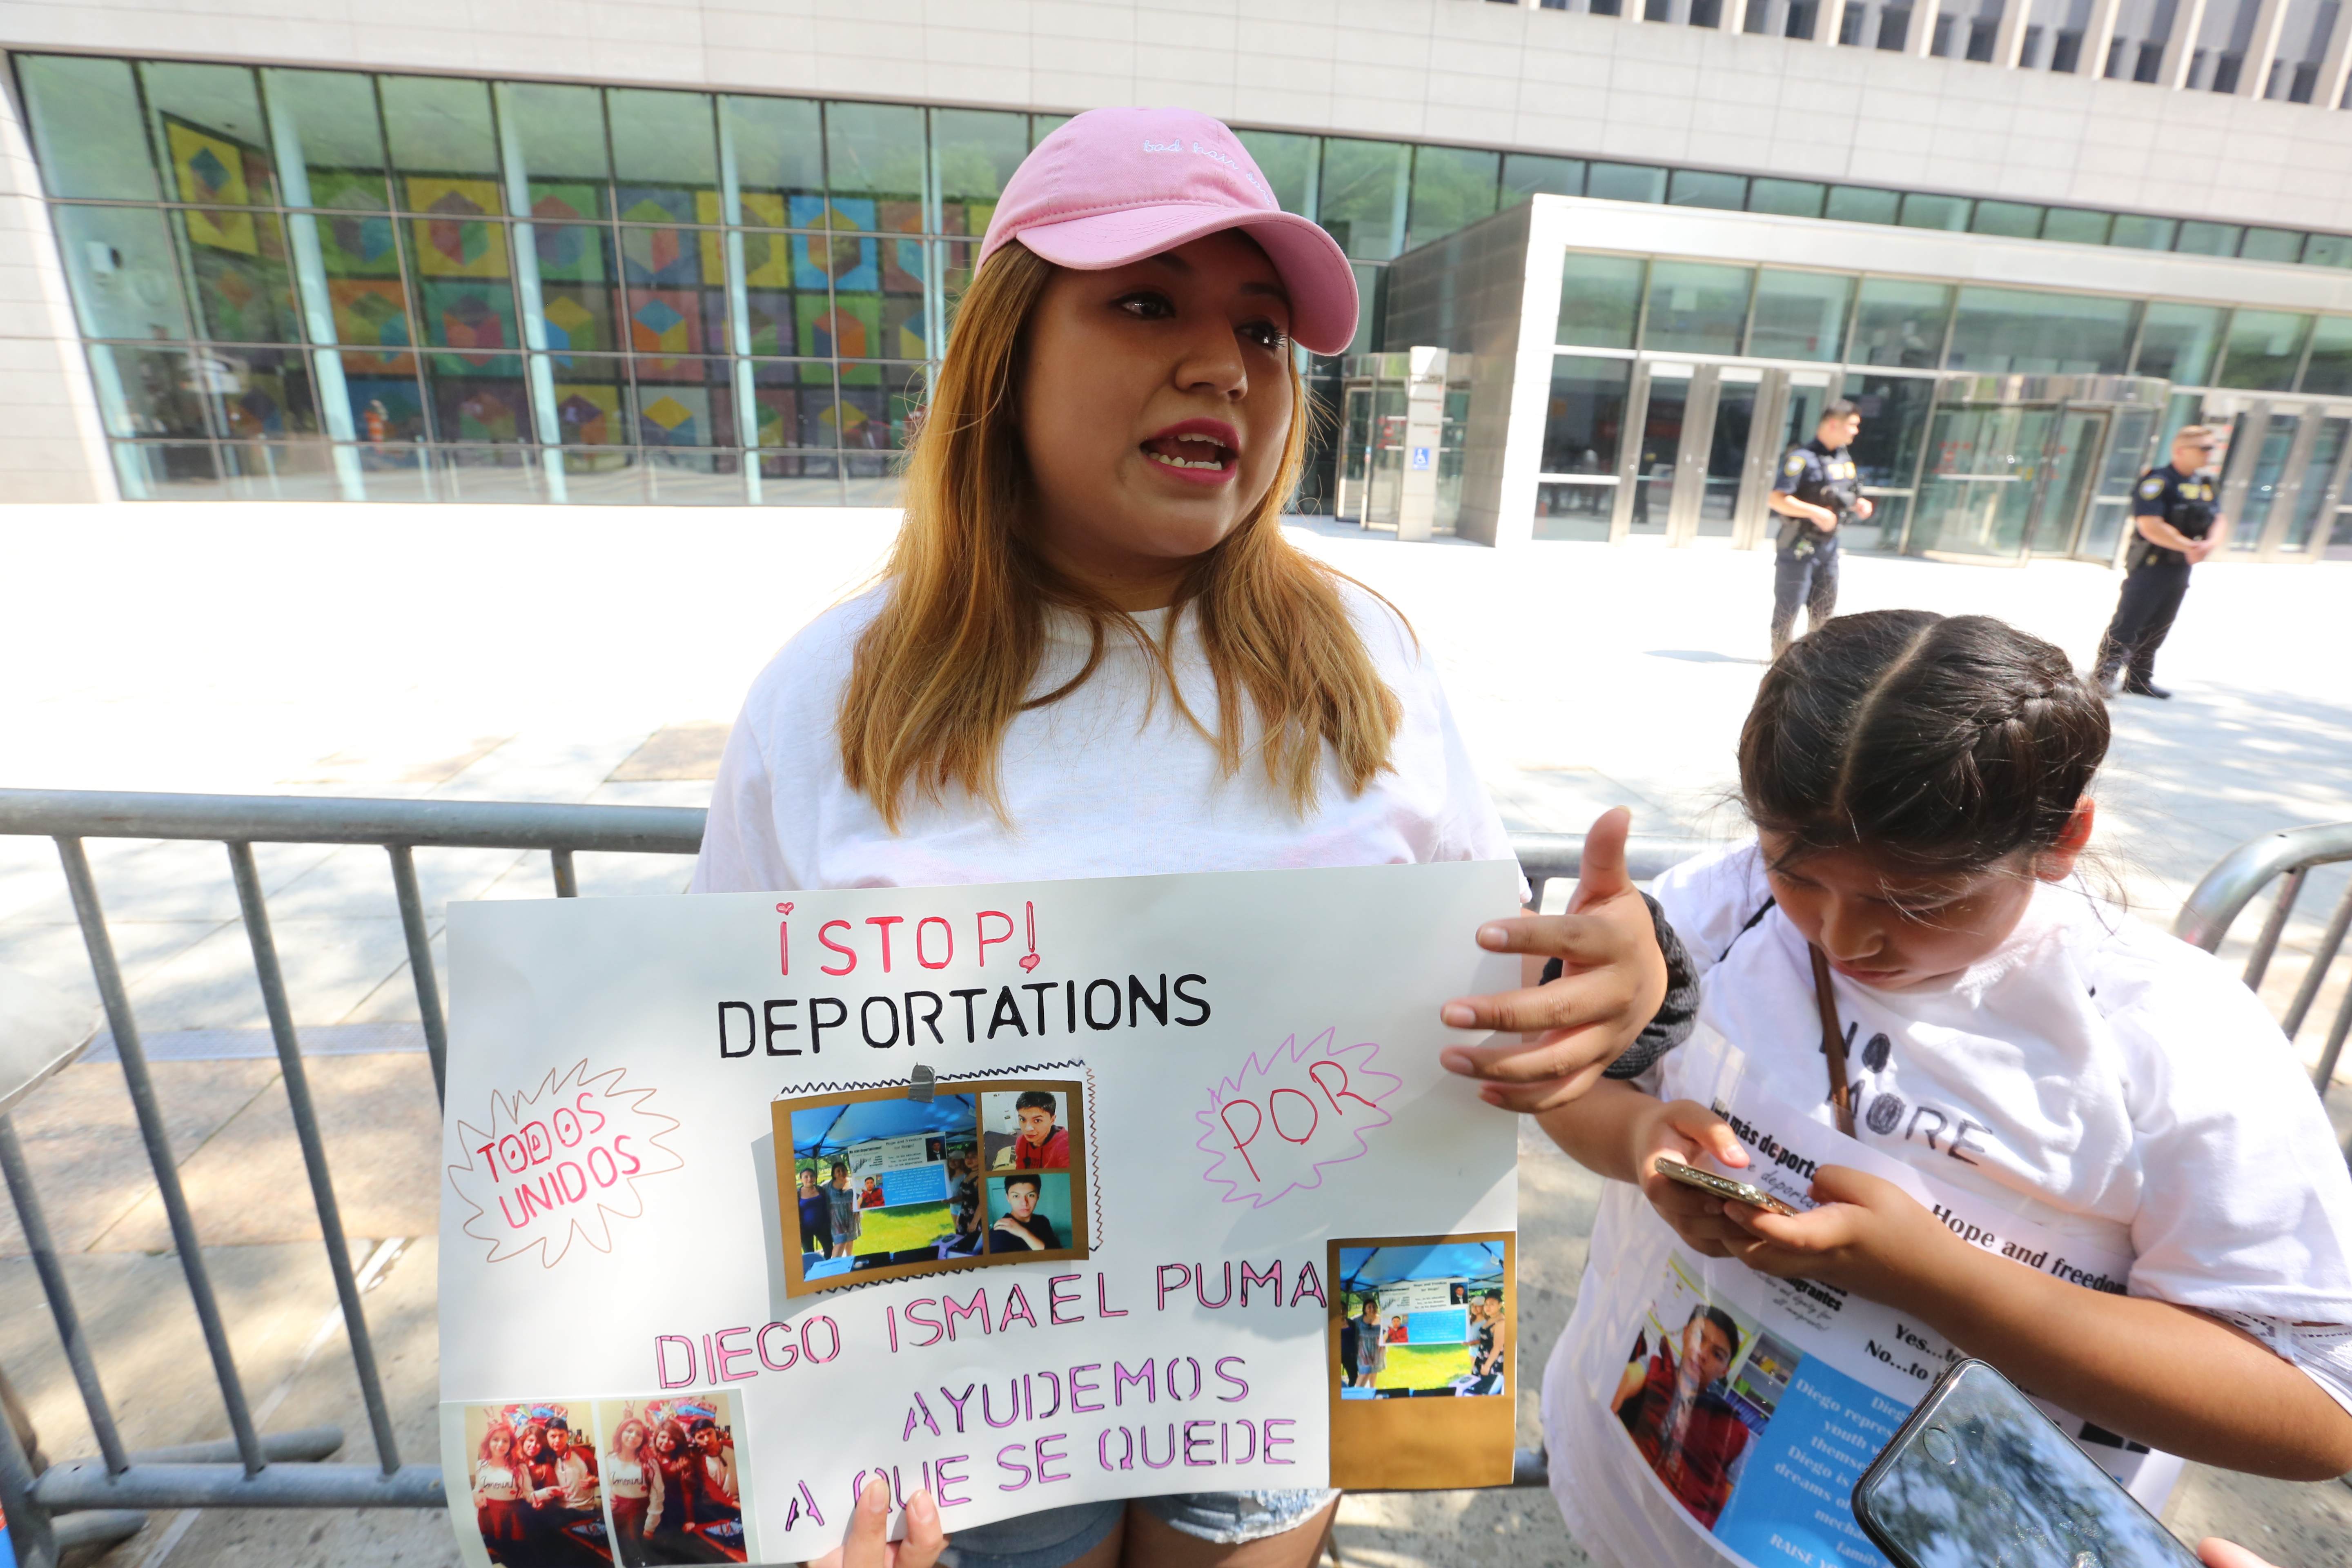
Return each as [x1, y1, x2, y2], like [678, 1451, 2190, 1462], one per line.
[2094, 463, 2216, 694]
[1769, 437, 1859, 655]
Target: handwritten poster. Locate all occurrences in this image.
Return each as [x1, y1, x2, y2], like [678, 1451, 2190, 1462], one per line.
[436, 861, 1523, 1562]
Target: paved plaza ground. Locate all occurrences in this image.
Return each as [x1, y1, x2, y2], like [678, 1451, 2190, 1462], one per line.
[3, 503, 2350, 1568]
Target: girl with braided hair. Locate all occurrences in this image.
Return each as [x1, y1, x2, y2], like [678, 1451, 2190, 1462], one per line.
[1530, 610, 2352, 1568]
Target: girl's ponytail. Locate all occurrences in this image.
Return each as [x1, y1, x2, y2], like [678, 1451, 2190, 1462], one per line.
[1739, 611, 2109, 871]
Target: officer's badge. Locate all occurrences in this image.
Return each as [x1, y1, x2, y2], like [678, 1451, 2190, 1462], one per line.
[1785, 454, 1806, 476]
[2138, 477, 2165, 498]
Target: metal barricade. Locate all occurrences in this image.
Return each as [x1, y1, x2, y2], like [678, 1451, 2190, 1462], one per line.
[2171, 821, 2352, 1095]
[0, 788, 1704, 1559]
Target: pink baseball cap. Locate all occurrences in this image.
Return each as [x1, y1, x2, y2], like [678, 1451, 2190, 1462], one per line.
[979, 107, 1360, 355]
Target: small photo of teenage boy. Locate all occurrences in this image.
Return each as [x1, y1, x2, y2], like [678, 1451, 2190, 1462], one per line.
[459, 1400, 606, 1566]
[592, 1391, 753, 1565]
[982, 1088, 1073, 1171]
[986, 1171, 1073, 1254]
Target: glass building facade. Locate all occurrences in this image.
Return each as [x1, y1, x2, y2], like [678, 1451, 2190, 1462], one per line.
[17, 51, 2352, 506]
[1530, 246, 2352, 557]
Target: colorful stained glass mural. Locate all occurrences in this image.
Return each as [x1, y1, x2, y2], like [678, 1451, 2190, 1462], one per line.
[554, 383, 621, 445]
[635, 385, 710, 446]
[407, 179, 510, 278]
[421, 279, 519, 374]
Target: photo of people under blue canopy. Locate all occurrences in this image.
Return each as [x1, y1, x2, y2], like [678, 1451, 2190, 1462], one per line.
[1338, 1240, 1510, 1399]
[789, 1094, 978, 1281]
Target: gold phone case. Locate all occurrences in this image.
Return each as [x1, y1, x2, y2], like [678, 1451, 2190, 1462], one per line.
[1652, 1155, 1797, 1217]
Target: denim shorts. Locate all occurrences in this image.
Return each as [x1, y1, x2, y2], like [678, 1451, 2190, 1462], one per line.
[935, 1489, 1336, 1567]
[1136, 1488, 1339, 1546]
[938, 1501, 1125, 1568]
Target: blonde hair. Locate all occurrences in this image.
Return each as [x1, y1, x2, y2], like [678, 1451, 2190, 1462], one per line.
[836, 239, 1403, 832]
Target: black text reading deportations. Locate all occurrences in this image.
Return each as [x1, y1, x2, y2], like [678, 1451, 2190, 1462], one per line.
[719, 976, 1213, 1058]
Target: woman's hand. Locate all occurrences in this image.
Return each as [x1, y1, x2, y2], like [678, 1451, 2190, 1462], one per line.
[807, 1477, 946, 1568]
[1631, 1100, 1764, 1258]
[1439, 808, 1668, 1112]
[1721, 1165, 1962, 1308]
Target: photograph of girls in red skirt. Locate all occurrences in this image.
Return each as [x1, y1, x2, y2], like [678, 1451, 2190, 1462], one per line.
[592, 1393, 751, 1565]
[463, 1401, 608, 1566]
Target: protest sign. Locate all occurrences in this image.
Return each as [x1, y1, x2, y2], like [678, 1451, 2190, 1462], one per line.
[437, 860, 1523, 1564]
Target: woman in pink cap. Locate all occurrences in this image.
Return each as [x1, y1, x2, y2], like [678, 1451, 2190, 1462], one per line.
[695, 107, 1686, 1568]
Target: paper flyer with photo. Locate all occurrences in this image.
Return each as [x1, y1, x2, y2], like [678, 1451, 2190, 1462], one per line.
[1547, 1028, 2181, 1568]
[436, 860, 1522, 1562]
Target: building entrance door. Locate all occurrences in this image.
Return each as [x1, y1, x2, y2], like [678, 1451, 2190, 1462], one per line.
[2025, 409, 2108, 555]
[1617, 362, 1789, 546]
[1903, 376, 2170, 562]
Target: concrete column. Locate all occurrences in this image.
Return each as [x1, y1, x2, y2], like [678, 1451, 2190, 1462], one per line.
[2078, 0, 2125, 76]
[1821, 0, 1850, 45]
[1395, 346, 1448, 542]
[1992, 0, 2034, 67]
[263, 87, 365, 501]
[2231, 0, 2290, 94]
[491, 82, 568, 503]
[1909, 0, 1942, 55]
[718, 112, 763, 504]
[2319, 0, 2352, 107]
[2159, 0, 2212, 87]
[0, 60, 114, 502]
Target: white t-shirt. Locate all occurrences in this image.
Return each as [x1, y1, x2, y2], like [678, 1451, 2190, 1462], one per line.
[1646, 840, 2352, 1407]
[691, 584, 1518, 894]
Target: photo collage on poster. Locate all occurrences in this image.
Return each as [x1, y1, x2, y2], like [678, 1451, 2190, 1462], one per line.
[450, 1390, 753, 1566]
[1612, 1252, 1803, 1534]
[774, 1078, 1090, 1296]
[1332, 1238, 1513, 1402]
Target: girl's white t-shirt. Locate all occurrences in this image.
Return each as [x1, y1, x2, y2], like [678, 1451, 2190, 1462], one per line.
[691, 584, 1519, 895]
[1644, 840, 2352, 1405]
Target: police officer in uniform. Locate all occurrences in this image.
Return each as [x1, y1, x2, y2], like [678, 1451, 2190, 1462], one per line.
[2092, 425, 2229, 699]
[1767, 399, 1871, 659]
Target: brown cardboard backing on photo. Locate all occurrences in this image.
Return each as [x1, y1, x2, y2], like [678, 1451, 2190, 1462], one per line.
[1326, 1232, 1517, 1491]
[773, 1077, 1089, 1297]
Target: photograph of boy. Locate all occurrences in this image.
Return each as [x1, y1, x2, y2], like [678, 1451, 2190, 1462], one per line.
[984, 1089, 1071, 1170]
[1613, 1304, 1752, 1529]
[595, 1393, 750, 1565]
[986, 1172, 1069, 1253]
[465, 1401, 605, 1566]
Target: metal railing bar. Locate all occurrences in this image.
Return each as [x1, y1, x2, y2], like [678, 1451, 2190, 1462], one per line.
[128, 1426, 343, 1466]
[2174, 822, 2352, 953]
[388, 845, 449, 1107]
[0, 789, 706, 854]
[2243, 865, 2308, 991]
[32, 1459, 446, 1511]
[0, 1114, 131, 1476]
[1510, 832, 1710, 895]
[50, 1510, 147, 1556]
[2286, 878, 2352, 1046]
[2316, 980, 2352, 1097]
[225, 842, 403, 1476]
[55, 837, 268, 1479]
[550, 847, 579, 897]
[0, 1365, 60, 1568]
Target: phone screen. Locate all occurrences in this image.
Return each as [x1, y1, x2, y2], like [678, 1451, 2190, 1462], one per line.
[1852, 1361, 2200, 1568]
